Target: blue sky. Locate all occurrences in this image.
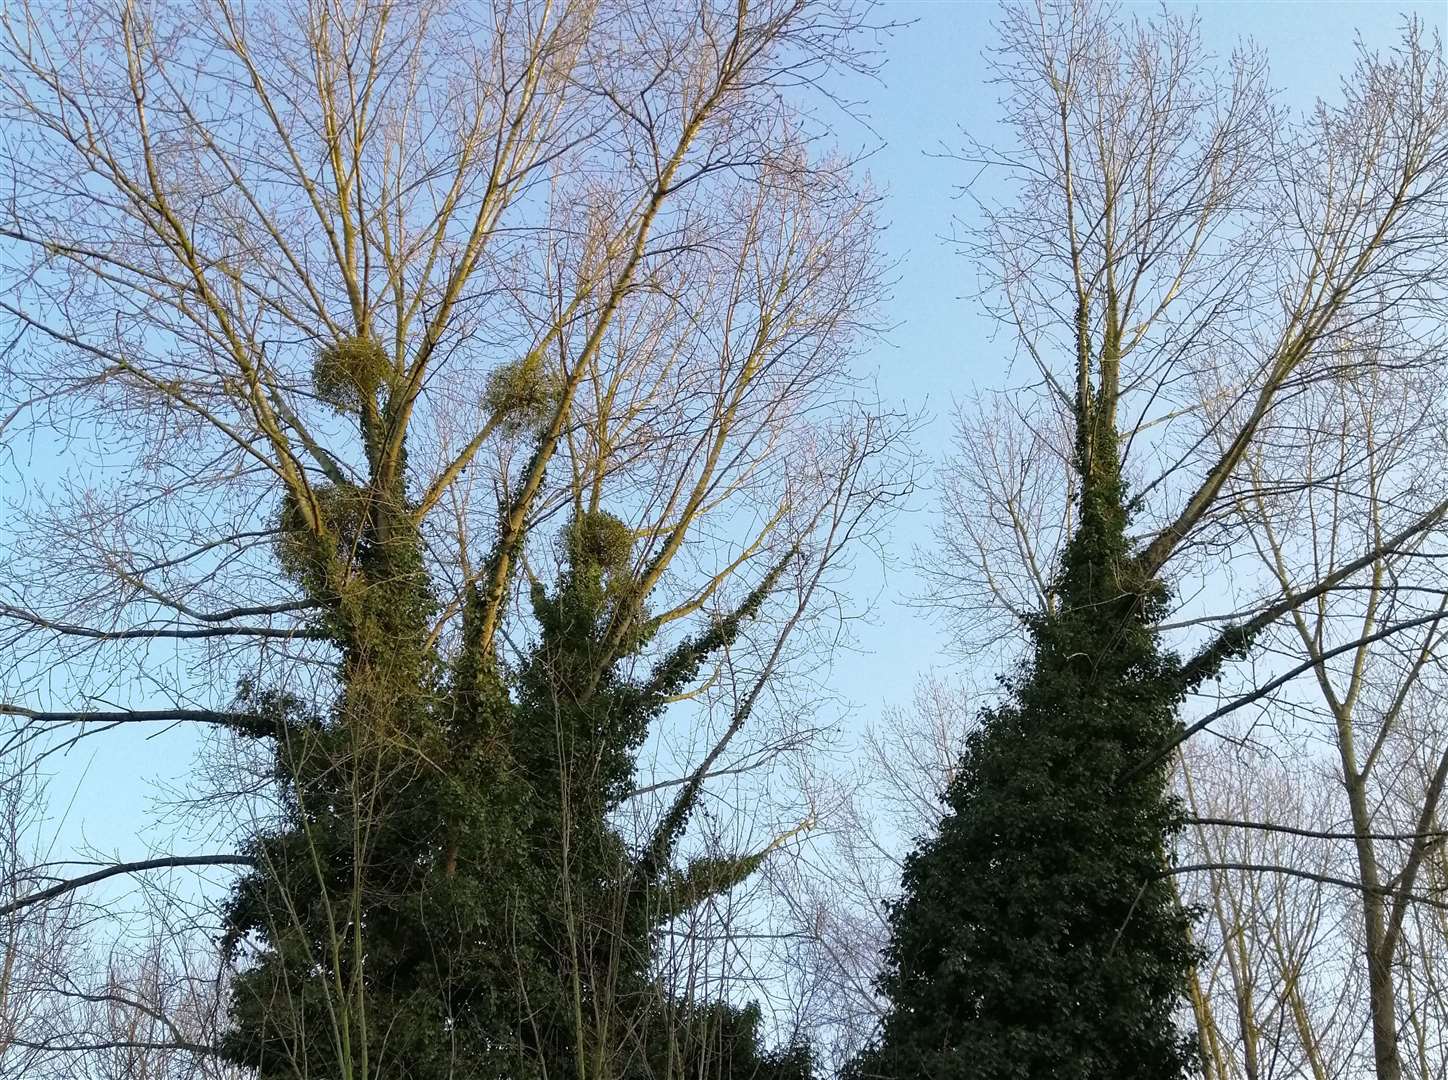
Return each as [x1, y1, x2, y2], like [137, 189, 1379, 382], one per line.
[18, 0, 1448, 883]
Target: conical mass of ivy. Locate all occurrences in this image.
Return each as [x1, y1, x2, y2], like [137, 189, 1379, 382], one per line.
[852, 341, 1200, 1079]
[219, 337, 809, 1080]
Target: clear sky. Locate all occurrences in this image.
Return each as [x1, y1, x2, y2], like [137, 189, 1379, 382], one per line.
[20, 0, 1448, 884]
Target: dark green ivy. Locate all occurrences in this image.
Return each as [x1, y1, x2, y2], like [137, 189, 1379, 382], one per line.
[851, 322, 1201, 1080]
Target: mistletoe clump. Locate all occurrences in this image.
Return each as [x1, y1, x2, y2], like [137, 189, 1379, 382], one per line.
[313, 335, 391, 414]
[484, 352, 562, 435]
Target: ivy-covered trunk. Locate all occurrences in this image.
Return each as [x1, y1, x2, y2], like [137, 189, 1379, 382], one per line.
[852, 321, 1200, 1080]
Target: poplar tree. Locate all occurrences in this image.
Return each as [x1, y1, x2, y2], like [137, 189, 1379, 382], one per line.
[0, 0, 898, 1075]
[855, 4, 1448, 1077]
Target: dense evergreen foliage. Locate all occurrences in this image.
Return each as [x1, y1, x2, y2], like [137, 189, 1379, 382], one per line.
[218, 337, 807, 1080]
[851, 345, 1200, 1079]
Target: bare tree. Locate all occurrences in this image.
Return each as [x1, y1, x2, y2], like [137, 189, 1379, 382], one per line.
[762, 672, 973, 1073]
[0, 750, 78, 1080]
[1202, 359, 1448, 1080]
[1177, 740, 1366, 1080]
